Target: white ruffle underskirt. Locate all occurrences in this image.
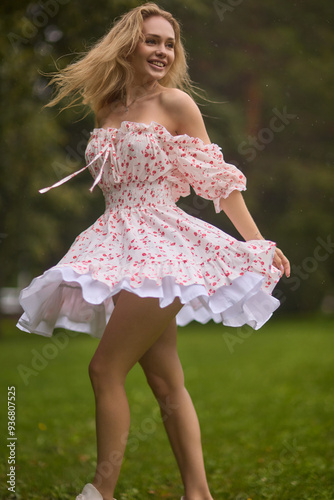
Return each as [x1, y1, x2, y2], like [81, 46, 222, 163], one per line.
[16, 265, 280, 338]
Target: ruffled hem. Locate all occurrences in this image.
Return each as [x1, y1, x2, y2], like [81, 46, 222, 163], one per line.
[16, 265, 280, 338]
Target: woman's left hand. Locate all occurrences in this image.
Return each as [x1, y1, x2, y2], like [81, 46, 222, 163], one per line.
[273, 247, 290, 278]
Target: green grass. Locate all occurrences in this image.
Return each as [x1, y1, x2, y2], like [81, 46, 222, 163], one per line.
[1, 314, 334, 500]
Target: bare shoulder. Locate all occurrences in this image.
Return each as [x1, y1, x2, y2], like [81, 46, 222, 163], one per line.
[160, 88, 210, 143]
[159, 87, 194, 109]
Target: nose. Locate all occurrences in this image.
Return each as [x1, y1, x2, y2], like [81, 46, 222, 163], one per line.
[155, 43, 167, 56]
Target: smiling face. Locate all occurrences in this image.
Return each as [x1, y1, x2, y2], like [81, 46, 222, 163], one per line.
[129, 15, 176, 85]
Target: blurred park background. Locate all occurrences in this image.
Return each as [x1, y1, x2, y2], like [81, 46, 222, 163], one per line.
[1, 1, 334, 499]
[0, 0, 333, 316]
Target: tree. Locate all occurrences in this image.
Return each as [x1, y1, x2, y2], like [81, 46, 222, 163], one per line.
[1, 0, 333, 314]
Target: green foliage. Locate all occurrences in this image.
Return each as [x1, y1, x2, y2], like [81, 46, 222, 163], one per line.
[1, 0, 333, 312]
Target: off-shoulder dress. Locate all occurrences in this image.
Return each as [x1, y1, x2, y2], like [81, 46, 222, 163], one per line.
[16, 121, 281, 338]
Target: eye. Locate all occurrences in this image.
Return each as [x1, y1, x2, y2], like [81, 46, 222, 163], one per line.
[146, 39, 156, 44]
[167, 42, 174, 49]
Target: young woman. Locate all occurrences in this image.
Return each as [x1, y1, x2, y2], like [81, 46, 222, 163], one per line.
[16, 3, 290, 499]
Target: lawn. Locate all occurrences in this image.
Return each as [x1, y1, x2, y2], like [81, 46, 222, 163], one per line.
[0, 314, 333, 500]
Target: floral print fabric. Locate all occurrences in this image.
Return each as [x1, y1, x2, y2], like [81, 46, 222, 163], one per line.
[17, 121, 281, 338]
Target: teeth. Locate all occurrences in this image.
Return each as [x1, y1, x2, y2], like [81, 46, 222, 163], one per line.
[150, 61, 164, 67]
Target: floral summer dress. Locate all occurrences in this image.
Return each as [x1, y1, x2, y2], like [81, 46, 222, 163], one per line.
[16, 121, 281, 338]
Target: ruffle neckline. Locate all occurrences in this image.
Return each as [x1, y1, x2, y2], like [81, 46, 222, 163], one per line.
[91, 120, 222, 152]
[39, 121, 225, 195]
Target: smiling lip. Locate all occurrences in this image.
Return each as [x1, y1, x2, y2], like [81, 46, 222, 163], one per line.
[148, 60, 166, 69]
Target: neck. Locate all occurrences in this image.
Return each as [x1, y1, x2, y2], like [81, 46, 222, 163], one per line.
[125, 80, 159, 103]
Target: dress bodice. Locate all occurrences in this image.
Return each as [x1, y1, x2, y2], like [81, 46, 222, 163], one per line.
[40, 121, 247, 213]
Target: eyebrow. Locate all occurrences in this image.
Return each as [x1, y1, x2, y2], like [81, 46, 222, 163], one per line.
[145, 33, 175, 41]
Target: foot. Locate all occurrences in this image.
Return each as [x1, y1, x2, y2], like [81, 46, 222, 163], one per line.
[76, 483, 103, 500]
[76, 483, 102, 500]
[75, 483, 116, 500]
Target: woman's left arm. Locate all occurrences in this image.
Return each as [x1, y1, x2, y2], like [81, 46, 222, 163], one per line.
[165, 90, 290, 278]
[219, 190, 291, 277]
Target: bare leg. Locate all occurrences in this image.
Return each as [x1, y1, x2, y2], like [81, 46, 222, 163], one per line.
[88, 290, 183, 500]
[139, 318, 213, 500]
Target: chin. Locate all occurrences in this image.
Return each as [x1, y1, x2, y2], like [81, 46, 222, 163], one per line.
[146, 71, 167, 81]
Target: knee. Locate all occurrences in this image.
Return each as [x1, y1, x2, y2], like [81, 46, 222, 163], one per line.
[88, 358, 104, 389]
[145, 371, 184, 401]
[88, 357, 124, 392]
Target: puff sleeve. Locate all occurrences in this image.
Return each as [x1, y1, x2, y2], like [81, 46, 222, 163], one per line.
[163, 134, 247, 213]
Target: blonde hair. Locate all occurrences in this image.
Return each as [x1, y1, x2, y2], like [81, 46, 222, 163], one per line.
[43, 2, 204, 117]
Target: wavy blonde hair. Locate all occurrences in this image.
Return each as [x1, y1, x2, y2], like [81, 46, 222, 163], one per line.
[43, 2, 204, 118]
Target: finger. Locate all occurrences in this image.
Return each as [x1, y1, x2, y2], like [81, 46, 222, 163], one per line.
[272, 254, 283, 275]
[273, 250, 284, 277]
[281, 254, 291, 278]
[276, 248, 290, 278]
